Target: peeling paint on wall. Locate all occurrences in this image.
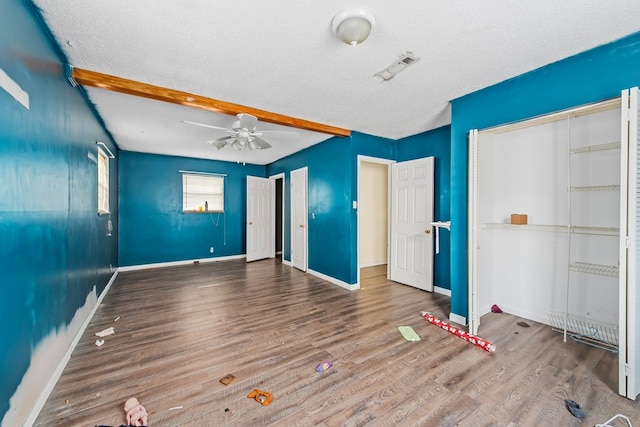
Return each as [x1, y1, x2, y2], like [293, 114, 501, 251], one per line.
[0, 68, 29, 109]
[1, 288, 98, 427]
[0, 1, 118, 424]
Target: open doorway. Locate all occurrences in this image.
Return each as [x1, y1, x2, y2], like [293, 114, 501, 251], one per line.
[271, 173, 285, 263]
[357, 156, 394, 286]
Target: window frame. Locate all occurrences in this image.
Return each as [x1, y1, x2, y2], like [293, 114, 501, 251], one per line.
[97, 147, 110, 215]
[181, 172, 225, 213]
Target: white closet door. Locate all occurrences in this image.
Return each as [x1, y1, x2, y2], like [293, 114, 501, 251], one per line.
[468, 129, 480, 335]
[246, 176, 275, 262]
[620, 87, 640, 399]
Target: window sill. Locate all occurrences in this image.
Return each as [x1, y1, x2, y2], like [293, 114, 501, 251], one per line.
[183, 210, 224, 214]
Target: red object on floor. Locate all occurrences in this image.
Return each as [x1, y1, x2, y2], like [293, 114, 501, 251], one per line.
[421, 311, 496, 353]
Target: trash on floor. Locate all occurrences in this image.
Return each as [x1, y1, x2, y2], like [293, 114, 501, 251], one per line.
[491, 304, 503, 313]
[398, 326, 421, 342]
[114, 316, 120, 322]
[95, 327, 115, 337]
[421, 311, 496, 352]
[124, 397, 148, 427]
[247, 389, 273, 406]
[565, 399, 586, 419]
[596, 413, 633, 427]
[169, 405, 183, 411]
[517, 321, 530, 328]
[95, 339, 105, 347]
[315, 361, 332, 372]
[219, 374, 236, 385]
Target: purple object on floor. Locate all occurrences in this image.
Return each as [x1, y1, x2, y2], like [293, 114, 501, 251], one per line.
[316, 361, 332, 372]
[491, 304, 503, 313]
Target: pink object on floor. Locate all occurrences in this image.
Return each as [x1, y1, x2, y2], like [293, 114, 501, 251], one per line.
[124, 397, 149, 426]
[491, 304, 503, 313]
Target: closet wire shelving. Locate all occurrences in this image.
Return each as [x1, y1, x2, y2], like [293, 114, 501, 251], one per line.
[552, 134, 620, 353]
[477, 104, 623, 354]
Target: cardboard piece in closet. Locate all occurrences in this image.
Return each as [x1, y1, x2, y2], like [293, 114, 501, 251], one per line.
[510, 214, 528, 225]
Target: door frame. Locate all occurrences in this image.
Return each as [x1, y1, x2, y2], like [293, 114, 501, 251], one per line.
[357, 155, 394, 287]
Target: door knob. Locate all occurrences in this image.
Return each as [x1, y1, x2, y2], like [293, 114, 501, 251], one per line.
[299, 224, 305, 228]
[248, 221, 253, 225]
[425, 229, 431, 234]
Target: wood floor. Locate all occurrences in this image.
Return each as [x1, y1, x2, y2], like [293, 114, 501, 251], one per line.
[35, 259, 640, 426]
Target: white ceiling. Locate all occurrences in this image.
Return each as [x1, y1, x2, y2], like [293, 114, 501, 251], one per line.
[33, 0, 640, 165]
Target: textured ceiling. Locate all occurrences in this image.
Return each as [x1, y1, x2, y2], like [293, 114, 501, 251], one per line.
[32, 0, 640, 164]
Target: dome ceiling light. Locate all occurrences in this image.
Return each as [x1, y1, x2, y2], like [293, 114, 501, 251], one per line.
[331, 8, 376, 47]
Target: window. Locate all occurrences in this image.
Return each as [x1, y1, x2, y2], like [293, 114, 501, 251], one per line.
[97, 147, 110, 214]
[182, 173, 224, 213]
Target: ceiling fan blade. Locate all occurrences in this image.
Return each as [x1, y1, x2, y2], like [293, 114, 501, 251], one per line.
[206, 136, 235, 150]
[251, 136, 272, 150]
[183, 120, 230, 131]
[237, 113, 258, 131]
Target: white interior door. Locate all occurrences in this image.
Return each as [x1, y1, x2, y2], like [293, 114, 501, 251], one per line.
[468, 129, 480, 335]
[291, 167, 308, 271]
[246, 176, 274, 262]
[389, 157, 434, 291]
[620, 86, 640, 399]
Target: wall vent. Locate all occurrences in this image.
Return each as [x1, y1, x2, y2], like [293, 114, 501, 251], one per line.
[375, 51, 420, 81]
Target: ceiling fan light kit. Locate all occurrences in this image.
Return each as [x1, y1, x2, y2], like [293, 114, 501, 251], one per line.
[184, 113, 298, 154]
[331, 8, 375, 46]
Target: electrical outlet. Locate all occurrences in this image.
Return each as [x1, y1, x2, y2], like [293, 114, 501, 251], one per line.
[209, 247, 214, 253]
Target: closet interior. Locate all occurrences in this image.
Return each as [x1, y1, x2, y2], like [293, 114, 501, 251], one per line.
[467, 87, 640, 399]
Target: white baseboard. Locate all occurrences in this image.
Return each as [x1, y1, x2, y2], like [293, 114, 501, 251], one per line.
[21, 270, 118, 427]
[118, 254, 246, 272]
[434, 286, 451, 297]
[282, 259, 292, 266]
[482, 303, 550, 327]
[359, 260, 387, 268]
[449, 312, 467, 326]
[306, 268, 358, 291]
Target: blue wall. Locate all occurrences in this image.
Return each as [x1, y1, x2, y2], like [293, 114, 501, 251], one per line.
[396, 126, 451, 289]
[449, 31, 640, 318]
[0, 0, 118, 422]
[268, 136, 354, 283]
[119, 151, 265, 266]
[266, 129, 451, 288]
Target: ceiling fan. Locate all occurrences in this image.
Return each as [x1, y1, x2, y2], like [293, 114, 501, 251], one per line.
[183, 113, 297, 151]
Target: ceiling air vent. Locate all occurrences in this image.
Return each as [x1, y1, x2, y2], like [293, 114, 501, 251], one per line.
[375, 51, 420, 81]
